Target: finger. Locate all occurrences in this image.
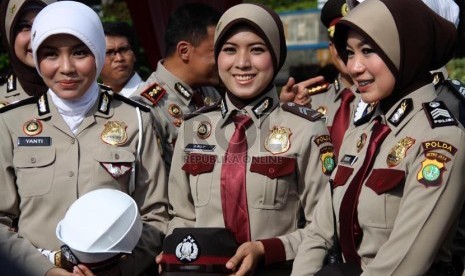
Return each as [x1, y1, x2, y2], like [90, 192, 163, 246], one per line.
[226, 248, 246, 271]
[285, 77, 295, 89]
[155, 252, 163, 264]
[232, 256, 254, 276]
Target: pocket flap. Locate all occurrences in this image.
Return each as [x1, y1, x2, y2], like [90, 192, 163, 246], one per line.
[332, 165, 354, 188]
[182, 153, 217, 176]
[250, 156, 296, 179]
[13, 148, 56, 168]
[93, 147, 135, 163]
[366, 168, 405, 194]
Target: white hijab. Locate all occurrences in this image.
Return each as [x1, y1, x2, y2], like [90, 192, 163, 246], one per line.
[31, 1, 106, 134]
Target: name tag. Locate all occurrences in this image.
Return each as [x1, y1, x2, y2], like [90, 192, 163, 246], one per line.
[184, 143, 215, 152]
[340, 154, 357, 166]
[17, 137, 51, 146]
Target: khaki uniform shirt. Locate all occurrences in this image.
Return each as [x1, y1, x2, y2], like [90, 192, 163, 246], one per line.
[168, 88, 333, 262]
[131, 61, 221, 172]
[309, 76, 358, 131]
[292, 84, 465, 275]
[0, 90, 169, 276]
[0, 72, 31, 109]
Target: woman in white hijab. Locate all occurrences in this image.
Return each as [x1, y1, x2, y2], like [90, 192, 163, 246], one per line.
[0, 1, 169, 275]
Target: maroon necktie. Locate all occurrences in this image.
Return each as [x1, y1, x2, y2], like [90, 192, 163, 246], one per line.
[221, 114, 253, 244]
[339, 119, 391, 265]
[330, 89, 355, 156]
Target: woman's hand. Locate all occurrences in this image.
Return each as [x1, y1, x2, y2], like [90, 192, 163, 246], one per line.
[155, 251, 164, 274]
[226, 241, 265, 276]
[45, 267, 73, 276]
[279, 76, 325, 106]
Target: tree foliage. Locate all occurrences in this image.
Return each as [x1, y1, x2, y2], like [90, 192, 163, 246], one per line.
[245, 0, 317, 12]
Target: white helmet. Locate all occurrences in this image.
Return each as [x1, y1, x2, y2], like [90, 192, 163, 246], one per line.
[56, 189, 142, 264]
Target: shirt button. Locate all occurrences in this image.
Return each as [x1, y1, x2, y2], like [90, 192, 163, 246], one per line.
[69, 171, 74, 177]
[70, 138, 75, 144]
[31, 157, 36, 163]
[115, 153, 120, 160]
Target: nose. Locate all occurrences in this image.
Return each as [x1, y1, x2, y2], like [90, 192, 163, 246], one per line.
[59, 55, 75, 74]
[114, 51, 125, 61]
[235, 50, 251, 69]
[348, 57, 365, 75]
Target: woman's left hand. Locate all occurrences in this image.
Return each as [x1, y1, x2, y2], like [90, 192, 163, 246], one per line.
[72, 264, 121, 276]
[226, 241, 265, 276]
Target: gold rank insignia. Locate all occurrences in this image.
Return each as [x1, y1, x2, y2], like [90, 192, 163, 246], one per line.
[168, 104, 183, 118]
[141, 82, 166, 105]
[0, 101, 9, 109]
[320, 146, 335, 175]
[23, 119, 43, 136]
[356, 133, 367, 152]
[265, 126, 292, 154]
[417, 152, 450, 187]
[386, 137, 415, 167]
[101, 121, 128, 146]
[306, 82, 330, 96]
[197, 121, 212, 139]
[316, 106, 327, 115]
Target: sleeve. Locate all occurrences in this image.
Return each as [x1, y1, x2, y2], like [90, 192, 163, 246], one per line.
[362, 131, 465, 275]
[119, 110, 170, 275]
[0, 114, 55, 276]
[166, 123, 196, 234]
[262, 121, 332, 264]
[291, 184, 336, 276]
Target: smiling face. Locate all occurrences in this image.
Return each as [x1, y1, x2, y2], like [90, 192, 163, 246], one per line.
[14, 9, 39, 67]
[37, 34, 96, 100]
[218, 27, 274, 100]
[345, 30, 395, 104]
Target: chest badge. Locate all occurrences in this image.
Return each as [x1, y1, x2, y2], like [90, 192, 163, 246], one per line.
[356, 133, 367, 153]
[265, 126, 292, 154]
[101, 121, 128, 146]
[23, 119, 43, 136]
[197, 121, 212, 140]
[386, 137, 415, 167]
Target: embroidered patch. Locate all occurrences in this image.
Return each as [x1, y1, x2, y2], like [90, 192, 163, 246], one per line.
[282, 102, 323, 122]
[141, 82, 166, 105]
[386, 137, 415, 167]
[422, 141, 457, 156]
[320, 146, 335, 175]
[417, 154, 448, 187]
[265, 126, 292, 154]
[314, 135, 331, 146]
[423, 101, 457, 128]
[176, 235, 199, 263]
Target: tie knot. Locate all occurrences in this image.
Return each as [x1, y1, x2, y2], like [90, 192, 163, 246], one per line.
[371, 119, 391, 145]
[341, 89, 355, 103]
[233, 114, 252, 129]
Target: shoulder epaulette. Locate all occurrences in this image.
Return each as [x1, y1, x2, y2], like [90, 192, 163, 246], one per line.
[184, 101, 221, 121]
[112, 92, 150, 112]
[0, 96, 36, 113]
[422, 100, 458, 128]
[140, 82, 166, 106]
[281, 102, 323, 122]
[444, 79, 465, 103]
[307, 82, 330, 96]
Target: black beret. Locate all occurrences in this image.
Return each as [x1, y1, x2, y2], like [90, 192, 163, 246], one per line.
[321, 0, 349, 29]
[160, 228, 238, 275]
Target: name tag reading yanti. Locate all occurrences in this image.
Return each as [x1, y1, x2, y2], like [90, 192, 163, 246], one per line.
[17, 137, 51, 146]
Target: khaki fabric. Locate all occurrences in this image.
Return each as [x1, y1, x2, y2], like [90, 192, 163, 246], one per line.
[0, 89, 169, 276]
[292, 84, 465, 275]
[168, 88, 332, 261]
[0, 73, 31, 108]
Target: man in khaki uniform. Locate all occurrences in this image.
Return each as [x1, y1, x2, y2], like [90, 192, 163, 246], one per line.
[131, 3, 222, 171]
[292, 0, 465, 274]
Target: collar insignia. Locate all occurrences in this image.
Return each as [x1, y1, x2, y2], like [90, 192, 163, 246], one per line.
[98, 91, 111, 114]
[252, 97, 272, 118]
[37, 94, 50, 116]
[388, 98, 412, 126]
[141, 82, 166, 105]
[7, 74, 16, 92]
[175, 82, 192, 100]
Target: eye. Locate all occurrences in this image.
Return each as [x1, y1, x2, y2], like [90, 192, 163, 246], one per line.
[221, 45, 236, 54]
[345, 47, 354, 59]
[38, 49, 57, 59]
[16, 23, 32, 33]
[361, 46, 375, 55]
[73, 48, 91, 58]
[250, 46, 266, 54]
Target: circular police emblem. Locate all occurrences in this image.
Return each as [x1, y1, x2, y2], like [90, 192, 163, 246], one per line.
[168, 104, 182, 118]
[422, 164, 440, 182]
[175, 235, 199, 263]
[197, 121, 212, 139]
[23, 119, 42, 136]
[429, 102, 440, 108]
[324, 156, 335, 172]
